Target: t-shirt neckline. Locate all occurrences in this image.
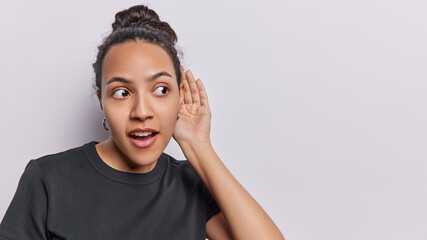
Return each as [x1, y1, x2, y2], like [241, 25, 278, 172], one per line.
[82, 141, 166, 185]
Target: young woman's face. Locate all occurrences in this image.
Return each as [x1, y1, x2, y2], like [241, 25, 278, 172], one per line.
[98, 40, 180, 169]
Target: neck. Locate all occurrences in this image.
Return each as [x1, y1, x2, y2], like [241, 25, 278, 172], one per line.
[96, 138, 157, 173]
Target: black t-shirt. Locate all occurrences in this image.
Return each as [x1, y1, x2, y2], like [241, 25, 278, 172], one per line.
[0, 141, 221, 240]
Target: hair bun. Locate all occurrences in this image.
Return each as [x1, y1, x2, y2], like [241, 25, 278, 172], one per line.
[112, 5, 177, 43]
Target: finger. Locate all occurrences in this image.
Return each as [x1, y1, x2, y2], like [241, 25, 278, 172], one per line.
[179, 66, 191, 104]
[186, 69, 201, 105]
[179, 80, 185, 105]
[182, 79, 192, 104]
[180, 66, 186, 83]
[196, 79, 209, 108]
[181, 67, 193, 104]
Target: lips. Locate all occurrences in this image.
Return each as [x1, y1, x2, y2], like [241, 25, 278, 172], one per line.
[128, 128, 158, 136]
[128, 128, 159, 148]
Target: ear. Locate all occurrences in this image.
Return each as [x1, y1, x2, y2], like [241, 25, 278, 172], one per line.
[96, 90, 103, 110]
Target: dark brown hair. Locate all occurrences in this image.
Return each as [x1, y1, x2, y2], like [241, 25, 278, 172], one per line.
[92, 5, 182, 96]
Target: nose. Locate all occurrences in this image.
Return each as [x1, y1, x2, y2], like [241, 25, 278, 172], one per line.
[129, 94, 154, 122]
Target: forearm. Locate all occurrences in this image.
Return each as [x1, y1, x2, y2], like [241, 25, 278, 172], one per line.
[178, 140, 285, 240]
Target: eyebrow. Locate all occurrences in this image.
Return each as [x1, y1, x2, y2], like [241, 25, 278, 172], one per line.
[106, 71, 173, 85]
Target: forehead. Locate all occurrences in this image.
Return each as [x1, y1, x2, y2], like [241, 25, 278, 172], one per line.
[101, 40, 175, 81]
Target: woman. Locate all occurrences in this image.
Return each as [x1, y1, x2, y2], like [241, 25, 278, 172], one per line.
[0, 4, 285, 240]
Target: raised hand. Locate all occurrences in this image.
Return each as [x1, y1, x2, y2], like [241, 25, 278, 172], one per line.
[173, 67, 212, 145]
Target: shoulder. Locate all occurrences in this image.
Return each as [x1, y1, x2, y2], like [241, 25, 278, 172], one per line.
[29, 142, 92, 177]
[14, 142, 92, 194]
[161, 152, 201, 181]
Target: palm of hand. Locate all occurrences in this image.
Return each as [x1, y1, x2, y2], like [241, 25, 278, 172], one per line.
[173, 68, 212, 144]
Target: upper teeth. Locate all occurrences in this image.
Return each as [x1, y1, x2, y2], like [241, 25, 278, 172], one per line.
[132, 132, 153, 137]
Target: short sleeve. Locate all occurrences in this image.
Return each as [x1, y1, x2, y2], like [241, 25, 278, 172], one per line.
[0, 160, 50, 240]
[204, 185, 221, 223]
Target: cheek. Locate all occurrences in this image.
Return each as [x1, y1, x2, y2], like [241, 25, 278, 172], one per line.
[103, 104, 127, 132]
[102, 94, 179, 134]
[155, 100, 179, 132]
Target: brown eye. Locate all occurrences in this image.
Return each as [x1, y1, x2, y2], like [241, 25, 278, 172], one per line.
[153, 86, 169, 96]
[113, 89, 130, 98]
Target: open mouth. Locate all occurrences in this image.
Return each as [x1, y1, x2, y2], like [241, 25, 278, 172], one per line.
[129, 132, 158, 140]
[128, 130, 159, 148]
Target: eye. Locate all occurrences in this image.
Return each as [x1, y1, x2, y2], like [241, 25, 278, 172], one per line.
[112, 89, 130, 98]
[153, 86, 169, 96]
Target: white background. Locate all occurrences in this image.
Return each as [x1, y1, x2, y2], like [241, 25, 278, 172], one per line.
[1, 0, 426, 239]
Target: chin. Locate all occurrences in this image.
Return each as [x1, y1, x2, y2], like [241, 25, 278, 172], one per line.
[127, 149, 161, 165]
[124, 137, 165, 163]
[112, 131, 170, 165]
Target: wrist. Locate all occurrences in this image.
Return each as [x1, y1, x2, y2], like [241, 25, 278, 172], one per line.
[177, 139, 214, 163]
[178, 139, 212, 152]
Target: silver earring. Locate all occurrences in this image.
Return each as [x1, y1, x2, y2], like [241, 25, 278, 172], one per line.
[102, 117, 109, 131]
[177, 112, 180, 120]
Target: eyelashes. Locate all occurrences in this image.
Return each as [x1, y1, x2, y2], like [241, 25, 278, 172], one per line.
[112, 86, 170, 99]
[113, 89, 130, 98]
[153, 86, 169, 96]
